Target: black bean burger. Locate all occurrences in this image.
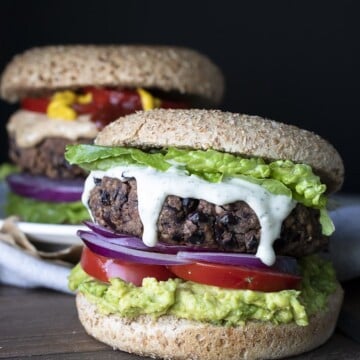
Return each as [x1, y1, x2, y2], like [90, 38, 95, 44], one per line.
[0, 45, 224, 224]
[67, 109, 344, 359]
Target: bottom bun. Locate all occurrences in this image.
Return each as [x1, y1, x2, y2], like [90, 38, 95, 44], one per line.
[76, 284, 343, 360]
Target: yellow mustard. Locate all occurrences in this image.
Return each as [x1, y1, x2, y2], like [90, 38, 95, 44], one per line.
[137, 88, 161, 111]
[47, 90, 92, 120]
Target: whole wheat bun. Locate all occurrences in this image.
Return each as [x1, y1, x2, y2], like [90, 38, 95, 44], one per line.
[76, 284, 343, 360]
[95, 109, 344, 193]
[0, 45, 224, 106]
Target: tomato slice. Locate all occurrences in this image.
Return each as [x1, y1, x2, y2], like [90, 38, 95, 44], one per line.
[21, 97, 50, 113]
[82, 87, 142, 109]
[169, 262, 301, 292]
[80, 246, 175, 286]
[81, 246, 301, 291]
[84, 87, 110, 107]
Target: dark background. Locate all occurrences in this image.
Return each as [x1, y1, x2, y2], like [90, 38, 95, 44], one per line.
[0, 1, 358, 193]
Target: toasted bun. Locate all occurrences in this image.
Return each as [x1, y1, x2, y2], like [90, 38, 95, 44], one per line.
[95, 109, 344, 193]
[76, 284, 343, 360]
[0, 45, 224, 106]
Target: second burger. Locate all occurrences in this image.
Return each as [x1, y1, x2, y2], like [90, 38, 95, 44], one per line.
[0, 45, 224, 224]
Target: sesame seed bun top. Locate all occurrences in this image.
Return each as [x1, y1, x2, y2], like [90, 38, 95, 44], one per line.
[94, 109, 344, 193]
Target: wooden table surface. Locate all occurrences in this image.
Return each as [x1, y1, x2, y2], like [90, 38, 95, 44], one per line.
[1, 279, 360, 360]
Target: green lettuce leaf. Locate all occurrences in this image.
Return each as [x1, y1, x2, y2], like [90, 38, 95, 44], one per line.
[0, 163, 19, 181]
[165, 148, 271, 179]
[319, 208, 335, 236]
[5, 193, 90, 224]
[269, 160, 327, 208]
[66, 144, 170, 172]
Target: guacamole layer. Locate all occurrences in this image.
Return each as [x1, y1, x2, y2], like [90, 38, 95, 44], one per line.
[69, 256, 337, 327]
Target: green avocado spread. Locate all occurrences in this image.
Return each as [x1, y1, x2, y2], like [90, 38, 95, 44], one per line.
[68, 256, 337, 327]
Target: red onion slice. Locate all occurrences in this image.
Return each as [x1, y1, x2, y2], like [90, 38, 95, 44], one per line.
[78, 230, 151, 250]
[6, 173, 84, 202]
[83, 221, 128, 238]
[83, 221, 215, 254]
[78, 230, 190, 265]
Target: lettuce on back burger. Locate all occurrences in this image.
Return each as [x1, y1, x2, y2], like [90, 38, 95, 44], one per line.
[67, 109, 344, 359]
[0, 45, 223, 223]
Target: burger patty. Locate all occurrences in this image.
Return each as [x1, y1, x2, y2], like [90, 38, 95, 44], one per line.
[9, 136, 91, 179]
[88, 176, 328, 257]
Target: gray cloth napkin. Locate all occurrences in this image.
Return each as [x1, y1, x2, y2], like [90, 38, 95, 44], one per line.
[328, 202, 360, 281]
[0, 241, 73, 292]
[0, 217, 82, 293]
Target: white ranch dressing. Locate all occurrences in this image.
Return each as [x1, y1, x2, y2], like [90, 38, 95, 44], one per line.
[82, 165, 296, 266]
[7, 110, 98, 147]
